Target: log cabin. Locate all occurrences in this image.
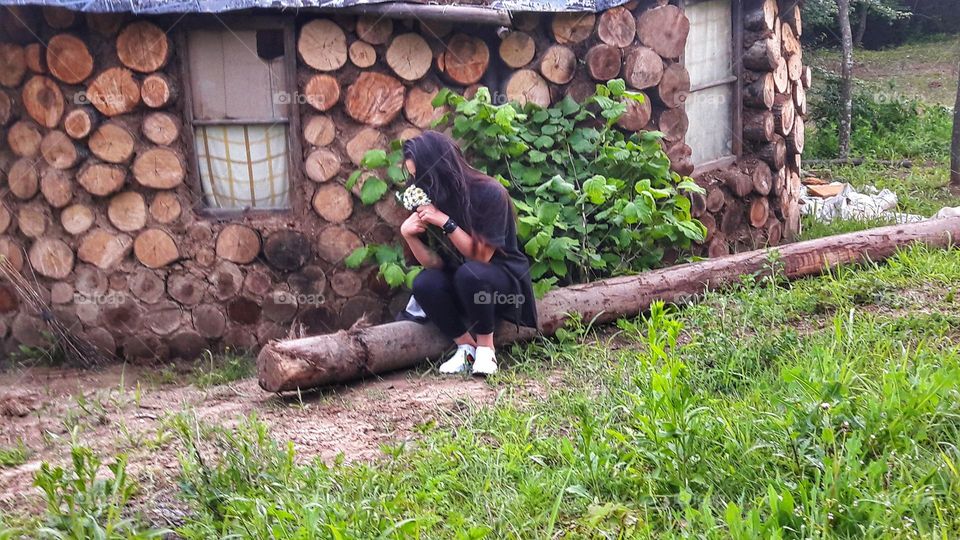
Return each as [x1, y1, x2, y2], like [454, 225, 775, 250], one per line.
[0, 0, 807, 361]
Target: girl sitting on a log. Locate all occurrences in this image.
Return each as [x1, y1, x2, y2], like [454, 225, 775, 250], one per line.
[399, 131, 537, 376]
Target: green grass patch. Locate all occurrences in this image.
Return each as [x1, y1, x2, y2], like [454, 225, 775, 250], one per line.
[0, 441, 28, 469]
[191, 348, 255, 388]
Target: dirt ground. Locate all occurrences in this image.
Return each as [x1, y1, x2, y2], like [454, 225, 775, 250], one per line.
[0, 363, 498, 525]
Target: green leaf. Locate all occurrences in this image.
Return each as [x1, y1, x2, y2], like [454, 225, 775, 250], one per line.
[405, 267, 422, 289]
[549, 259, 567, 277]
[344, 247, 369, 268]
[558, 96, 580, 116]
[382, 263, 406, 288]
[533, 277, 557, 298]
[607, 78, 626, 96]
[677, 179, 706, 194]
[534, 135, 554, 148]
[373, 245, 401, 265]
[386, 165, 408, 184]
[537, 202, 562, 225]
[544, 237, 577, 259]
[360, 149, 388, 168]
[550, 175, 576, 195]
[495, 105, 517, 127]
[529, 260, 549, 280]
[346, 170, 362, 190]
[359, 177, 389, 205]
[582, 175, 616, 205]
[431, 87, 453, 107]
[676, 219, 707, 242]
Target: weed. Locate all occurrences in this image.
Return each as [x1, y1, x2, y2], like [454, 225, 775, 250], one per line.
[191, 348, 255, 388]
[26, 436, 170, 539]
[0, 440, 28, 469]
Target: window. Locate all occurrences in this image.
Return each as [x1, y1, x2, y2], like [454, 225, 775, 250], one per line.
[683, 0, 738, 167]
[185, 23, 294, 210]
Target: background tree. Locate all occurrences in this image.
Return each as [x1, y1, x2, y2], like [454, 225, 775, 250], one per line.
[802, 0, 914, 48]
[853, 0, 911, 47]
[952, 58, 959, 186]
[837, 0, 854, 159]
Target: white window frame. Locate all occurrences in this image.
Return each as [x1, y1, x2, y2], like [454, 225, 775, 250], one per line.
[178, 15, 304, 217]
[681, 0, 743, 174]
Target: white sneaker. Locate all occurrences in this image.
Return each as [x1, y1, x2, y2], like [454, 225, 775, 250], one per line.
[471, 347, 498, 376]
[439, 344, 475, 375]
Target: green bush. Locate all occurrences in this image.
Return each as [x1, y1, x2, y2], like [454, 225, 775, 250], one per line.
[350, 80, 704, 294]
[806, 73, 953, 160]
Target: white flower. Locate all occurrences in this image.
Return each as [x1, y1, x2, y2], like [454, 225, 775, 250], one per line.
[398, 185, 432, 211]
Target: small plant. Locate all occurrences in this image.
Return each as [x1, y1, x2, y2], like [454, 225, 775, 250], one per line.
[6, 339, 65, 366]
[192, 348, 255, 388]
[0, 440, 28, 469]
[344, 243, 421, 289]
[32, 442, 169, 539]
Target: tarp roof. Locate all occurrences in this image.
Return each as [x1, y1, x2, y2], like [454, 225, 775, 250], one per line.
[0, 0, 627, 14]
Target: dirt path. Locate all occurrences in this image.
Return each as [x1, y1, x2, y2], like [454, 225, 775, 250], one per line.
[0, 364, 496, 522]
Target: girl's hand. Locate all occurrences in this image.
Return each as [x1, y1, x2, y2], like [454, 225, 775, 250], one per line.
[400, 213, 427, 238]
[416, 204, 449, 227]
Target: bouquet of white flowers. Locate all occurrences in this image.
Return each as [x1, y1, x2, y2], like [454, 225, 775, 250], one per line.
[397, 185, 432, 211]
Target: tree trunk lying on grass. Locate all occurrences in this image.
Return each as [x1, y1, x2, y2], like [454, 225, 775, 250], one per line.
[258, 217, 960, 392]
[805, 158, 913, 168]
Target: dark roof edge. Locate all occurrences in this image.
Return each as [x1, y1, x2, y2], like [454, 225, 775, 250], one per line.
[0, 0, 630, 15]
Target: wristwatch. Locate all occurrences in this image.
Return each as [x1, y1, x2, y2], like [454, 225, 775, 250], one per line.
[441, 217, 458, 235]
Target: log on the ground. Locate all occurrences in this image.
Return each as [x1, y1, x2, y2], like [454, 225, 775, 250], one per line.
[257, 217, 960, 392]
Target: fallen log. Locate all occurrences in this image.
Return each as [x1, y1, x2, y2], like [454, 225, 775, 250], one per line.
[258, 217, 960, 392]
[804, 158, 913, 168]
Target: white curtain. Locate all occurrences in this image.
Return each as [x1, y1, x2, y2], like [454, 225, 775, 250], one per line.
[194, 124, 289, 209]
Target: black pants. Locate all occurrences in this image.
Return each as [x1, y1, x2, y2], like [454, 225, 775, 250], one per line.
[412, 261, 515, 338]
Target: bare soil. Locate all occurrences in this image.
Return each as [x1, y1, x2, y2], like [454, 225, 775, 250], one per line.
[0, 364, 496, 523]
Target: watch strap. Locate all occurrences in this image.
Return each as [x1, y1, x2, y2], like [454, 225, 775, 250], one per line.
[442, 218, 458, 234]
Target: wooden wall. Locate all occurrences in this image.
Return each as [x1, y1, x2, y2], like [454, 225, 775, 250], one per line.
[0, 0, 806, 361]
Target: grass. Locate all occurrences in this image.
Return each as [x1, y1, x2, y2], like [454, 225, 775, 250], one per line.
[7, 244, 960, 538]
[0, 441, 28, 469]
[139, 348, 256, 388]
[191, 348, 255, 388]
[805, 34, 960, 107]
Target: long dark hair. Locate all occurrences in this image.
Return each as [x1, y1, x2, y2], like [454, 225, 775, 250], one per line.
[402, 130, 484, 237]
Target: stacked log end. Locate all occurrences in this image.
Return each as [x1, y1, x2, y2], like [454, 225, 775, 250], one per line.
[692, 0, 807, 258]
